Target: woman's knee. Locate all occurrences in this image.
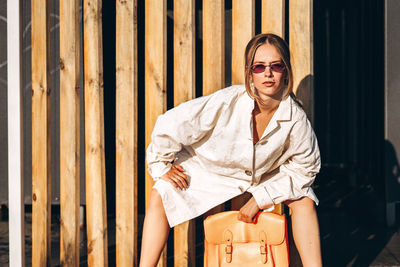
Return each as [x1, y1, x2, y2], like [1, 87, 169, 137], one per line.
[285, 197, 316, 215]
[148, 189, 164, 211]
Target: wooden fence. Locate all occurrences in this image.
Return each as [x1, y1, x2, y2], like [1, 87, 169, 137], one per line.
[8, 0, 313, 266]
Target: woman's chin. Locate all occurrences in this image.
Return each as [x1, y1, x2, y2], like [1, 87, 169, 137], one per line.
[256, 88, 284, 101]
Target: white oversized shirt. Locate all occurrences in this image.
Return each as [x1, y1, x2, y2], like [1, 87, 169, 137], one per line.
[147, 85, 320, 227]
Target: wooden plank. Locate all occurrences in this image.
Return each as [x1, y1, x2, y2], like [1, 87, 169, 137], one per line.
[173, 0, 196, 265]
[59, 0, 80, 266]
[289, 1, 313, 265]
[145, 0, 167, 266]
[116, 0, 138, 266]
[232, 0, 255, 85]
[203, 0, 226, 222]
[289, 0, 314, 123]
[203, 0, 225, 95]
[83, 0, 108, 266]
[262, 0, 285, 37]
[31, 0, 51, 265]
[174, 0, 195, 105]
[174, 221, 195, 266]
[262, 0, 286, 216]
[144, 0, 167, 211]
[231, 0, 286, 217]
[7, 0, 25, 266]
[231, 0, 254, 209]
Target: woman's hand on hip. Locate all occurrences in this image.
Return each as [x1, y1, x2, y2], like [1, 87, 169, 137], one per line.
[160, 164, 189, 190]
[237, 197, 260, 223]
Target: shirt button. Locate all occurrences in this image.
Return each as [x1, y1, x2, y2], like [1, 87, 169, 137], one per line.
[245, 170, 252, 176]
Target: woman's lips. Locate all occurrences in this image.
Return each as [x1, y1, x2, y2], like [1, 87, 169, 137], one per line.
[263, 81, 275, 87]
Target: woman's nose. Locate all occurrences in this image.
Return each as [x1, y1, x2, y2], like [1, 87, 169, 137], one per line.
[264, 67, 273, 77]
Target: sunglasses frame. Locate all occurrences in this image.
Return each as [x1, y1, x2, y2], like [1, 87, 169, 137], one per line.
[250, 63, 286, 74]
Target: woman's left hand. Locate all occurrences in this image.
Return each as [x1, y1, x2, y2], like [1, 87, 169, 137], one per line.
[237, 197, 261, 223]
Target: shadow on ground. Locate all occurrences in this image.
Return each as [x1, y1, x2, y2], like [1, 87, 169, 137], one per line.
[315, 167, 400, 267]
[0, 168, 399, 266]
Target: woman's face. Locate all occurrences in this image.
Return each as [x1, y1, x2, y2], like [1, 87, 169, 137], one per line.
[251, 43, 286, 100]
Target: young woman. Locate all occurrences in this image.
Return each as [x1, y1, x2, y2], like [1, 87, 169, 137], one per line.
[140, 33, 322, 267]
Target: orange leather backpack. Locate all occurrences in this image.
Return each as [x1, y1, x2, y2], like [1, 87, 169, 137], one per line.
[203, 211, 289, 267]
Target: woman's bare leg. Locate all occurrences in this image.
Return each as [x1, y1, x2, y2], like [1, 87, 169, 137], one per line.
[286, 197, 322, 267]
[139, 189, 170, 267]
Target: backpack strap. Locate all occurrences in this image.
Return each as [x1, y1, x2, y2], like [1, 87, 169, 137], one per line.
[259, 231, 268, 264]
[224, 230, 233, 263]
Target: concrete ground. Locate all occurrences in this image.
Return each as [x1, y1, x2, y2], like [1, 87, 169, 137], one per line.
[0, 207, 398, 266]
[314, 169, 400, 267]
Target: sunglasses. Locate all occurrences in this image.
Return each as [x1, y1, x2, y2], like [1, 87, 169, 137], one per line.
[250, 63, 285, 74]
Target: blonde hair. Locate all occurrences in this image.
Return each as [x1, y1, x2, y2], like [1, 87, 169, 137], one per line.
[244, 33, 293, 99]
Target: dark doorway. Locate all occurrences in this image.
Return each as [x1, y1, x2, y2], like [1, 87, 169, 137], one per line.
[314, 0, 384, 195]
[313, 1, 395, 266]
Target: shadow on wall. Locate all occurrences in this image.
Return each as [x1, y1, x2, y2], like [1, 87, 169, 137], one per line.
[385, 140, 400, 229]
[294, 74, 314, 123]
[385, 140, 400, 204]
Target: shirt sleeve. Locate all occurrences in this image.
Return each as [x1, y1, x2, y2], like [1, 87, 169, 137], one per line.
[251, 118, 321, 208]
[146, 91, 228, 179]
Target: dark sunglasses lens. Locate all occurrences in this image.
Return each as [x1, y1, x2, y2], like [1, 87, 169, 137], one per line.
[251, 64, 265, 73]
[271, 63, 285, 73]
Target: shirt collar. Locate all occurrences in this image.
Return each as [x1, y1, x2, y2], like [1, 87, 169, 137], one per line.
[242, 89, 293, 141]
[274, 95, 292, 122]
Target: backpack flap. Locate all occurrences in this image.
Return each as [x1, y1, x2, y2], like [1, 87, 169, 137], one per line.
[204, 211, 286, 246]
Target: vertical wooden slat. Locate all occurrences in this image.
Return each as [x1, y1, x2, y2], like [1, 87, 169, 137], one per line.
[173, 0, 196, 265]
[289, 0, 314, 122]
[231, 0, 255, 210]
[7, 0, 25, 266]
[174, 0, 195, 105]
[83, 0, 108, 266]
[289, 1, 313, 265]
[59, 0, 80, 266]
[31, 0, 51, 265]
[60, 0, 81, 263]
[262, 0, 285, 216]
[99, 21, 108, 266]
[144, 0, 167, 213]
[145, 0, 167, 266]
[116, 0, 138, 266]
[232, 0, 255, 85]
[262, 0, 285, 37]
[174, 221, 195, 267]
[203, 0, 225, 95]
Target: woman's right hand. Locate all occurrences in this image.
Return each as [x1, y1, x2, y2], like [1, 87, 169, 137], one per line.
[160, 164, 189, 190]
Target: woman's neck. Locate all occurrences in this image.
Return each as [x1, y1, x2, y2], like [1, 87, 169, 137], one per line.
[254, 97, 280, 115]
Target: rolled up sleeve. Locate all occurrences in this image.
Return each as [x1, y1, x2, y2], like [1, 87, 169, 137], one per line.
[146, 92, 227, 180]
[251, 119, 321, 208]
